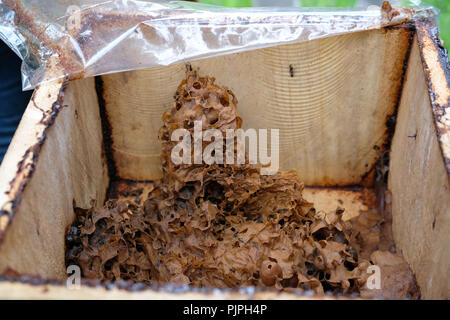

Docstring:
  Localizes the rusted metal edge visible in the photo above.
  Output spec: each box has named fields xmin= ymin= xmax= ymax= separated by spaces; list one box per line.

xmin=415 ymin=20 xmax=450 ymax=179
xmin=0 ymin=81 xmax=68 ymax=244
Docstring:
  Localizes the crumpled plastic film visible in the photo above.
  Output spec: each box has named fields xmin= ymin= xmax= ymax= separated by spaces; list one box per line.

xmin=0 ymin=0 xmax=435 ymax=90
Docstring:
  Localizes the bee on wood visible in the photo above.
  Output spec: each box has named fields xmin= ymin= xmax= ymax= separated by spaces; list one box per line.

xmin=408 ymin=131 xmax=417 ymax=139
xmin=289 ymin=64 xmax=294 ymax=77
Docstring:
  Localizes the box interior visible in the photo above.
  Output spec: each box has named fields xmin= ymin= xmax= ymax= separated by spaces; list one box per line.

xmin=0 ymin=24 xmax=448 ymax=299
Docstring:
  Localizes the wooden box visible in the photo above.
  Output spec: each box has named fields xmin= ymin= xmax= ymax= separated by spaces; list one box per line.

xmin=0 ymin=20 xmax=448 ymax=299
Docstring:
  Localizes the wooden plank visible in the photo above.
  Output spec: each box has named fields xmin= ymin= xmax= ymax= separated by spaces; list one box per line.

xmin=0 ymin=78 xmax=108 ymax=279
xmin=388 ymin=35 xmax=450 ymax=299
xmin=101 ymin=27 xmax=413 ymax=186
xmin=0 ymin=279 xmax=347 ymax=300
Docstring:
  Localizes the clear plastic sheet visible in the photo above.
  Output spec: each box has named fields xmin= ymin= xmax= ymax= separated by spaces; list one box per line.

xmin=0 ymin=0 xmax=436 ymax=90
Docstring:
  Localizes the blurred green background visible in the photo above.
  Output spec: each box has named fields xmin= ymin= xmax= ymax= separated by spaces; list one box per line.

xmin=423 ymin=0 xmax=449 ymax=50
xmin=198 ymin=0 xmax=449 ymax=51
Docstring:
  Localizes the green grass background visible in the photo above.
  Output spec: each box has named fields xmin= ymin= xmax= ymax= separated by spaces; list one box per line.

xmin=198 ymin=0 xmax=449 ymax=51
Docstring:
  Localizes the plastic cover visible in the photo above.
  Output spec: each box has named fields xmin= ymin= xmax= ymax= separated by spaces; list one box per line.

xmin=0 ymin=0 xmax=436 ymax=90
